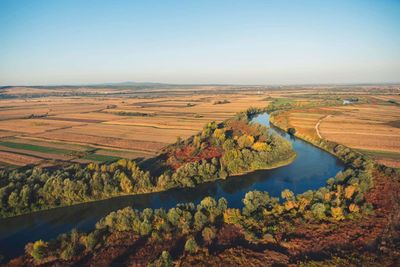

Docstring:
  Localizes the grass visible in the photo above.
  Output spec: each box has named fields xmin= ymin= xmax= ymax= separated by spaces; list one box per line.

xmin=82 ymin=153 xmax=121 ymax=162
xmin=0 ymin=141 xmax=75 ymax=155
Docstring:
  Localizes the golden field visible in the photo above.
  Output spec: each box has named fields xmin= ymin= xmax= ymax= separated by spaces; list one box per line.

xmin=0 ymin=88 xmax=270 ymax=167
xmin=1 ymin=85 xmax=399 ymax=168
xmin=270 ymin=96 xmax=400 ymax=168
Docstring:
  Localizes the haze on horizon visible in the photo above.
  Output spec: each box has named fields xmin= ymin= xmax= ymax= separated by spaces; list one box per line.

xmin=0 ymin=0 xmax=399 ymax=86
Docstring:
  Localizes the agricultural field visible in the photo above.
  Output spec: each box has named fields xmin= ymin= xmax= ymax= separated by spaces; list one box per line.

xmin=1 ymin=85 xmax=399 ymax=168
xmin=270 ymin=95 xmax=400 ymax=168
xmin=0 ymin=87 xmax=270 ymax=167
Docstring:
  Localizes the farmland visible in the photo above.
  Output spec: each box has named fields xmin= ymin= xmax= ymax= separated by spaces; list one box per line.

xmin=0 ymin=86 xmax=271 ymax=167
xmin=1 ymin=85 xmax=399 ymax=168
xmin=269 ymin=94 xmax=400 ymax=168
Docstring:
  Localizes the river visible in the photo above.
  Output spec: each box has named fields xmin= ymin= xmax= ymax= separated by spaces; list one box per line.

xmin=0 ymin=113 xmax=344 ymax=260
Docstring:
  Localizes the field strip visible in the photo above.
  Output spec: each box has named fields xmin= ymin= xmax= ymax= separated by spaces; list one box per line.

xmin=0 ymin=150 xmax=46 ymax=166
xmin=319 ymin=131 xmax=399 ymax=137
xmin=0 ymin=146 xmax=48 ymax=159
xmin=22 ymin=134 xmax=162 ymax=154
xmin=7 ymin=137 xmax=89 ymax=151
xmin=14 ymin=136 xmax=157 ymax=155
xmin=101 ymin=121 xmax=199 ymax=130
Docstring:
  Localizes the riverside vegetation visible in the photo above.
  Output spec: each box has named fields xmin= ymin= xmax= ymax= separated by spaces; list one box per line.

xmin=3 ymin=103 xmax=399 ymax=266
xmin=21 ymin=140 xmax=379 ymax=265
xmin=0 ymin=107 xmax=295 ymax=218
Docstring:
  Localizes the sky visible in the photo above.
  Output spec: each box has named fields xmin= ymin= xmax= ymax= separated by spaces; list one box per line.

xmin=0 ymin=0 xmax=399 ymax=85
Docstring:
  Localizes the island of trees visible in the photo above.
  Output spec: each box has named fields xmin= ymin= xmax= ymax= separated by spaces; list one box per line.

xmin=0 ymin=108 xmax=295 ymax=218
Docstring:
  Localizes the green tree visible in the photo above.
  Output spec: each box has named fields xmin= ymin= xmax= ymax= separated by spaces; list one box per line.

xmin=237 ymin=134 xmax=255 ymax=149
xmin=202 ymin=227 xmax=216 ymax=244
xmin=194 ymin=210 xmax=208 ymax=230
xmin=157 ymin=251 xmax=173 ymax=267
xmin=311 ymin=203 xmax=326 ymax=220
xmin=184 ymin=237 xmax=198 ymax=254
xmin=30 ymin=240 xmax=47 ymax=260
xmin=60 ymin=244 xmax=78 ymax=260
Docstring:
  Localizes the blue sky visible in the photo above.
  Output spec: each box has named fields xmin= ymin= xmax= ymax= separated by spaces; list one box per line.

xmin=0 ymin=0 xmax=399 ymax=85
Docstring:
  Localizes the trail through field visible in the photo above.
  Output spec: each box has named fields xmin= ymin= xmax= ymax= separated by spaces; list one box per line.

xmin=315 ymin=115 xmax=330 ymax=139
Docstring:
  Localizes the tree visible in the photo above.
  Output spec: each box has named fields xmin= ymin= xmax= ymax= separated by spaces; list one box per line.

xmin=287 ymin=128 xmax=296 ymax=135
xmin=20 ymin=185 xmax=32 ymax=207
xmin=311 ymin=203 xmax=326 ymax=220
xmin=184 ymin=237 xmax=198 ymax=254
xmin=60 ymin=244 xmax=78 ymax=260
xmin=140 ymin=220 xmax=152 ymax=236
xmin=30 ymin=240 xmax=47 ymax=260
xmin=345 ymin=185 xmax=357 ymax=199
xmin=237 ymin=134 xmax=255 ymax=149
xmin=251 ymin=142 xmax=270 ymax=152
xmin=223 ymin=208 xmax=242 ymax=224
xmin=194 ymin=211 xmax=208 ymax=231
xmin=202 ymin=227 xmax=216 ymax=244
xmin=349 ymin=203 xmax=360 ymax=213
xmin=157 ymin=251 xmax=173 ymax=267
xmin=242 ymin=191 xmax=276 ymax=217
xmin=7 ymin=191 xmax=19 ymax=208
xmin=281 ymin=189 xmax=294 ymax=201
xmin=331 ymin=207 xmax=345 ymax=221
xmin=84 ymin=231 xmax=100 ymax=251
xmin=120 ymin=175 xmax=133 ymax=193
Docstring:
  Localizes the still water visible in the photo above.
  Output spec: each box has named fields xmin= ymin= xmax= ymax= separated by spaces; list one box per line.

xmin=0 ymin=113 xmax=344 ymax=260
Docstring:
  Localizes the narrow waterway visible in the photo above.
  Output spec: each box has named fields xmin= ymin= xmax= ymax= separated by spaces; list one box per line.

xmin=0 ymin=113 xmax=344 ymax=260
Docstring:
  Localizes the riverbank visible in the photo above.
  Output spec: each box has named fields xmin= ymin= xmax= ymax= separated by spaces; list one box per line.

xmin=0 ymin=109 xmax=296 ymax=220
xmin=6 ymin=132 xmax=399 ymax=266
xmin=0 ymin=150 xmax=297 ymax=220
xmin=0 ymin=112 xmax=344 ymax=262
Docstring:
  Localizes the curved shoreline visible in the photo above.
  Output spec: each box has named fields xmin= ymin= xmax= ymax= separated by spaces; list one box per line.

xmin=0 ymin=112 xmax=345 ymax=261
xmin=0 ymin=151 xmax=297 ymax=220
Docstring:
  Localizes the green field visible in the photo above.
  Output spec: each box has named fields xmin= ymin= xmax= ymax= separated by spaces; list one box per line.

xmin=0 ymin=141 xmax=75 ymax=155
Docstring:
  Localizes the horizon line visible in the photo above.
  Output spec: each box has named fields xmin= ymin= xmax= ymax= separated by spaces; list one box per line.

xmin=1 ymin=81 xmax=400 ymax=88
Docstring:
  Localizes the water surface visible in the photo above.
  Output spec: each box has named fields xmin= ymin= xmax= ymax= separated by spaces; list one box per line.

xmin=0 ymin=113 xmax=344 ymax=260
